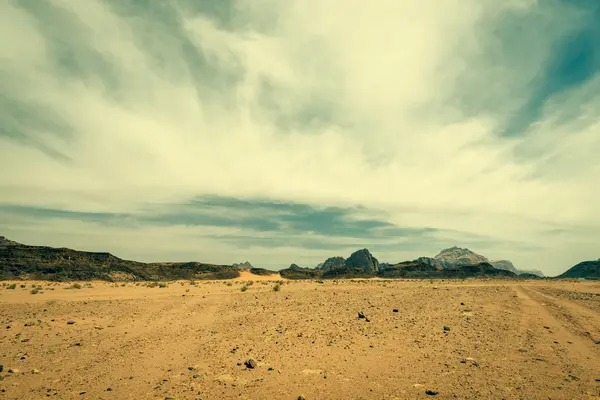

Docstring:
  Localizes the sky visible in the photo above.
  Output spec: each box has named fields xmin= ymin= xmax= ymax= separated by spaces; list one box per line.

xmin=1 ymin=0 xmax=599 ymax=275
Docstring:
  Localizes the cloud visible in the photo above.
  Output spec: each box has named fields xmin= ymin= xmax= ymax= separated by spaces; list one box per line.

xmin=1 ymin=0 xmax=599 ymax=275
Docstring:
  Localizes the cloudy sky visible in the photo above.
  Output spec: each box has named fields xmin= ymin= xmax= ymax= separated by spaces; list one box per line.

xmin=1 ymin=0 xmax=599 ymax=275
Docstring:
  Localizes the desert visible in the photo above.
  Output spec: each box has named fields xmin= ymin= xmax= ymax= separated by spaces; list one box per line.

xmin=1 ymin=276 xmax=600 ymax=399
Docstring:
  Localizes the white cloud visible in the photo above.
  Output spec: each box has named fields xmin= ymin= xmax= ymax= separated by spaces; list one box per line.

xmin=0 ymin=0 xmax=599 ymax=275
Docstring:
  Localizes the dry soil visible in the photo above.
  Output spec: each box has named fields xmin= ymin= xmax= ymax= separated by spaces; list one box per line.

xmin=1 ymin=278 xmax=599 ymax=399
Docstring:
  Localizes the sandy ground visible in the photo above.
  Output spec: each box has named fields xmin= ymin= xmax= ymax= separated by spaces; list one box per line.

xmin=1 ymin=279 xmax=599 ymax=400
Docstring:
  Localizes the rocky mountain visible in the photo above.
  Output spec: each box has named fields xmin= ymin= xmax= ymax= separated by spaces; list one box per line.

xmin=344 ymin=249 xmax=380 ymax=274
xmin=489 ymin=260 xmax=519 ymax=274
xmin=429 ymin=246 xmax=544 ymax=277
xmin=318 ymin=256 xmax=345 ymax=271
xmin=0 ymin=236 xmax=239 ymax=281
xmin=434 ymin=246 xmax=488 ymax=267
xmin=381 ymin=260 xmax=518 ymax=279
xmin=232 ymin=261 xmax=254 ymax=269
xmin=416 ymin=257 xmax=445 ymax=270
xmin=557 ymin=260 xmax=600 ymax=279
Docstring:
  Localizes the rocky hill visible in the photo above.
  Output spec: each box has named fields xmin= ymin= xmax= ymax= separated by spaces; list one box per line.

xmin=0 ymin=236 xmax=239 ymax=281
xmin=556 ymin=259 xmax=600 ymax=279
xmin=427 ymin=246 xmax=544 ymax=277
xmin=232 ymin=261 xmax=254 ymax=269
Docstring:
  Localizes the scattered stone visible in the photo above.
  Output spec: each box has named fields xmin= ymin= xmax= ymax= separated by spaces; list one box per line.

xmin=595 ymin=340 xmax=600 ymax=345
xmin=535 ymin=357 xmax=545 ymax=361
xmin=298 ymin=396 xmax=306 ymax=400
xmin=518 ymin=349 xmax=528 ymax=353
xmin=0 ymin=365 xmax=3 ymax=373
xmin=595 ymin=378 xmax=600 ymax=382
xmin=79 ymin=392 xmax=86 ymax=395
xmin=460 ymin=302 xmax=465 ymax=305
xmin=567 ymin=375 xmax=580 ymax=382
xmin=543 ymin=326 xmax=550 ymax=329
xmin=31 ymin=369 xmax=40 ymax=374
xmin=425 ymin=389 xmax=438 ymax=396
xmin=67 ymin=321 xmax=76 ymax=325
xmin=188 ymin=367 xmax=195 ymax=371
xmin=192 ymin=374 xmax=200 ymax=379
xmin=268 ymin=367 xmax=274 ymax=371
xmin=358 ymin=312 xmax=366 ymax=319
xmin=21 ymin=338 xmax=30 ymax=343
xmin=393 ymin=309 xmax=399 ymax=313
xmin=245 ymin=359 xmax=257 ymax=369
xmin=106 ymin=387 xmax=113 ymax=391
xmin=443 ymin=326 xmax=450 ymax=332
xmin=0 ymin=376 xmax=3 ymax=381
xmin=24 ymin=322 xmax=35 ymax=327
xmin=7 ymin=369 xmax=18 ymax=373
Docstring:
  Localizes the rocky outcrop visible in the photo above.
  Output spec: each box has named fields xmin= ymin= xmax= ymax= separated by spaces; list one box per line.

xmin=489 ymin=260 xmax=519 ymax=274
xmin=319 ymin=257 xmax=346 ymax=271
xmin=518 ymin=268 xmax=545 ymax=277
xmin=556 ymin=260 xmax=600 ymax=279
xmin=0 ymin=236 xmax=239 ymax=281
xmin=233 ymin=261 xmax=254 ymax=269
xmin=434 ymin=246 xmax=488 ymax=267
xmin=344 ymin=249 xmax=380 ymax=274
xmin=416 ymin=257 xmax=445 ymax=270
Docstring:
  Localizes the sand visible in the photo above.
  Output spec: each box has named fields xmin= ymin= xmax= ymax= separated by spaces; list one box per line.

xmin=1 ymin=279 xmax=599 ymax=399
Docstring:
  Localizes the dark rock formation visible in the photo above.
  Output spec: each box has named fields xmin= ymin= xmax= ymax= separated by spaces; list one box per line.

xmin=319 ymin=256 xmax=345 ymax=271
xmin=344 ymin=249 xmax=380 ymax=273
xmin=557 ymin=260 xmax=600 ymax=279
xmin=0 ymin=236 xmax=239 ymax=281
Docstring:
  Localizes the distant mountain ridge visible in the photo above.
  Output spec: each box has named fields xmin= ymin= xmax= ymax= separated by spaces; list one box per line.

xmin=0 ymin=236 xmax=239 ymax=281
xmin=422 ymin=246 xmax=544 ymax=277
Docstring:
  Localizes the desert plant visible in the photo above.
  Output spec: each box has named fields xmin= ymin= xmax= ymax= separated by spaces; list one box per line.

xmin=158 ymin=282 xmax=168 ymax=288
xmin=68 ymin=283 xmax=82 ymax=289
xmin=226 ymin=282 xmax=233 ymax=287
xmin=30 ymin=288 xmax=40 ymax=295
xmin=273 ymin=283 xmax=281 ymax=292
xmin=147 ymin=282 xmax=158 ymax=288
xmin=7 ymin=284 xmax=16 ymax=289
xmin=240 ymin=285 xmax=248 ymax=292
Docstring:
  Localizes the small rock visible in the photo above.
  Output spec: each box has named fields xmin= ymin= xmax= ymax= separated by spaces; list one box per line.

xmin=460 ymin=302 xmax=465 ymax=305
xmin=192 ymin=374 xmax=200 ymax=379
xmin=443 ymin=326 xmax=450 ymax=332
xmin=518 ymin=349 xmax=528 ymax=353
xmin=106 ymin=387 xmax=112 ymax=391
xmin=595 ymin=378 xmax=600 ymax=382
xmin=187 ymin=367 xmax=195 ymax=371
xmin=543 ymin=326 xmax=550 ymax=329
xmin=535 ymin=357 xmax=545 ymax=361
xmin=79 ymin=392 xmax=86 ymax=395
xmin=392 ymin=309 xmax=399 ymax=313
xmin=31 ymin=369 xmax=40 ymax=374
xmin=0 ymin=365 xmax=3 ymax=373
xmin=268 ymin=367 xmax=274 ymax=371
xmin=21 ymin=338 xmax=30 ymax=343
xmin=358 ymin=312 xmax=365 ymax=319
xmin=67 ymin=321 xmax=76 ymax=325
xmin=245 ymin=359 xmax=257 ymax=369
xmin=425 ymin=389 xmax=438 ymax=396
xmin=8 ymin=368 xmax=18 ymax=373
xmin=298 ymin=396 xmax=306 ymax=400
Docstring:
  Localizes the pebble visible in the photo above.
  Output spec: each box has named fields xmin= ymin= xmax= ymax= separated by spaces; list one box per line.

xmin=392 ymin=309 xmax=399 ymax=313
xmin=425 ymin=389 xmax=438 ymax=396
xmin=32 ymin=369 xmax=40 ymax=374
xmin=67 ymin=321 xmax=76 ymax=325
xmin=298 ymin=396 xmax=306 ymax=400
xmin=443 ymin=326 xmax=450 ymax=332
xmin=0 ymin=365 xmax=3 ymax=373
xmin=192 ymin=374 xmax=200 ymax=379
xmin=245 ymin=359 xmax=257 ymax=369
xmin=358 ymin=312 xmax=366 ymax=319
